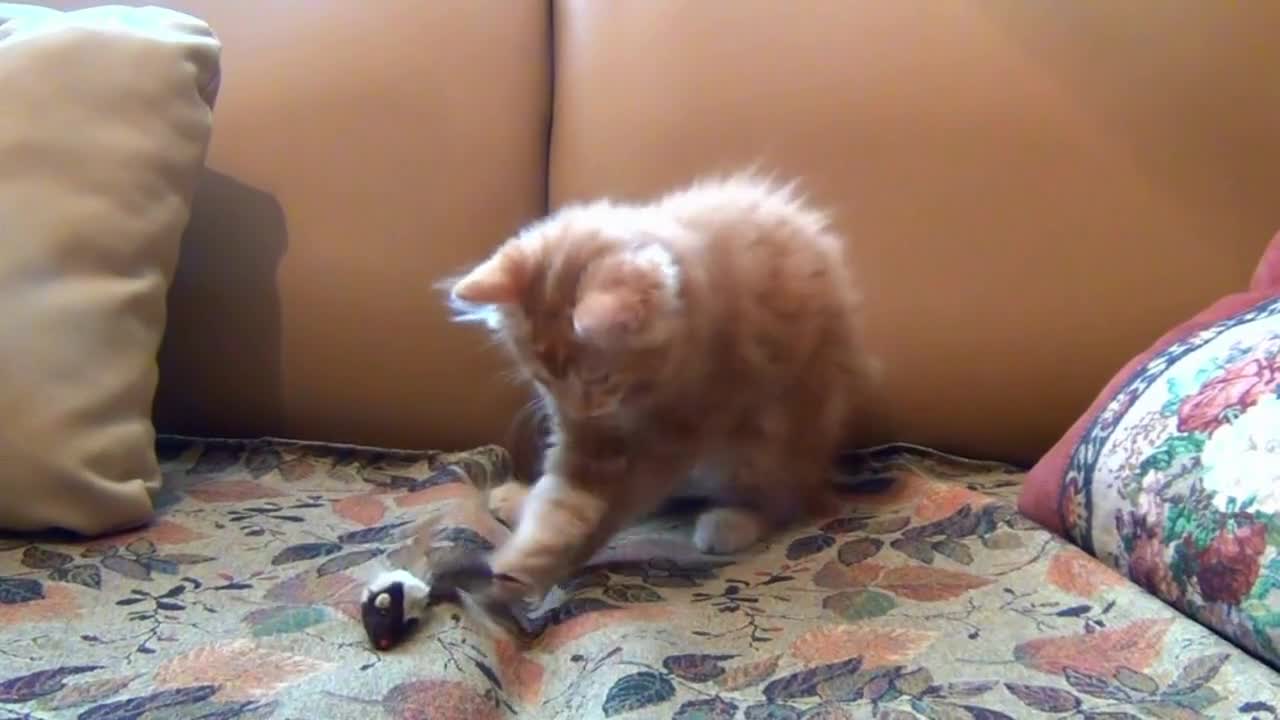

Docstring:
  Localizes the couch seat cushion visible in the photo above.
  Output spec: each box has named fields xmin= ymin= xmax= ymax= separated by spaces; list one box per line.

xmin=0 ymin=439 xmax=1274 ymax=717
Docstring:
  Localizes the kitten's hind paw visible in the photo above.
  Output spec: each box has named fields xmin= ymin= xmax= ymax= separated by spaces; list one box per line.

xmin=694 ymin=507 xmax=765 ymax=555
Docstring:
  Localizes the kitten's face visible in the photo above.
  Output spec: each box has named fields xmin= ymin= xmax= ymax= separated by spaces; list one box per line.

xmin=449 ymin=208 xmax=683 ymax=420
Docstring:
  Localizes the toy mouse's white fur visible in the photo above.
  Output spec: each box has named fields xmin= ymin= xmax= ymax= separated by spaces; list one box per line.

xmin=362 ymin=568 xmax=432 ymax=622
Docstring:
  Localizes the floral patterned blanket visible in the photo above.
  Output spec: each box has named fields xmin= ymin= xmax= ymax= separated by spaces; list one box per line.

xmin=1 ymin=438 xmax=1276 ymax=719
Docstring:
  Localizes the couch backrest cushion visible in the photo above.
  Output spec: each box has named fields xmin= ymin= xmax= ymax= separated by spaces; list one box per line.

xmin=46 ymin=0 xmax=552 ymax=451
xmin=548 ymin=0 xmax=1280 ymax=463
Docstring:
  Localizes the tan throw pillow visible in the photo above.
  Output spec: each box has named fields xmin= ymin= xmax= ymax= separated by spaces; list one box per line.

xmin=0 ymin=4 xmax=221 ymax=535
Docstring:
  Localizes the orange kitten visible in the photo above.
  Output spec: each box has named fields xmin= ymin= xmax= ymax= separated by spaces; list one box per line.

xmin=447 ymin=173 xmax=877 ymax=601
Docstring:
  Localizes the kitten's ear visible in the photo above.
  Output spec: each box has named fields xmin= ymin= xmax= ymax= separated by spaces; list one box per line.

xmin=573 ymin=243 xmax=681 ymax=347
xmin=451 ymin=249 xmax=526 ymax=305
xmin=572 ymin=292 xmax=639 ymax=345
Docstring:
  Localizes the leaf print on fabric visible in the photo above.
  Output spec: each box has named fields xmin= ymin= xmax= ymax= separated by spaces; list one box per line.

xmin=889 ymin=538 xmax=936 ymax=565
xmin=947 ymin=705 xmax=1014 ymax=720
xmin=876 ymin=711 xmax=923 ymax=720
xmin=714 ymin=654 xmax=781 ymax=692
xmin=743 ymin=703 xmax=800 ymax=720
xmin=270 ymin=542 xmax=343 ymax=566
xmin=38 ymin=674 xmax=141 ymax=711
xmin=813 ymin=560 xmax=884 ymax=590
xmin=190 ymin=445 xmax=242 ymax=475
xmin=836 ymin=538 xmax=883 ymax=566
xmin=819 ymin=517 xmax=868 ymax=535
xmin=21 ymin=546 xmax=73 ymax=570
xmin=77 ymin=684 xmax=219 ymax=720
xmin=1013 ymin=618 xmax=1174 ymax=676
xmin=394 ymin=481 xmax=472 ymax=508
xmin=602 ymin=671 xmax=676 ymax=717
xmin=935 ymin=680 xmax=999 ymax=698
xmin=185 ymin=699 xmax=278 ymax=720
xmin=795 ymin=702 xmax=852 ymax=719
xmin=1064 ymin=668 xmax=1131 ymax=701
xmin=492 ymin=636 xmax=545 ymax=705
xmin=872 ymin=566 xmax=991 ymax=601
xmin=538 ymin=604 xmax=673 ymax=652
xmin=332 ymin=493 xmax=387 ymax=526
xmin=809 ymin=665 xmax=893 ymax=703
xmin=336 ymin=520 xmax=414 ymax=545
xmin=100 ymin=555 xmax=152 ymax=581
xmin=604 ymin=584 xmax=664 ymax=603
xmin=931 ymin=539 xmax=974 ymax=565
xmin=790 ymin=625 xmax=936 ymax=668
xmin=661 ymin=654 xmax=736 ymax=682
xmin=48 ymin=563 xmax=102 ymax=590
xmin=1004 ymin=683 xmax=1082 ymax=712
xmin=316 ymin=548 xmax=384 ymax=577
xmin=244 ymin=445 xmax=283 ymax=477
xmin=912 ymin=484 xmax=980 ymax=524
xmin=863 ymin=516 xmax=911 ymax=535
xmin=762 ymin=657 xmax=862 ymax=703
xmin=822 ymin=589 xmax=896 ymax=621
xmin=93 ymin=519 xmax=206 ymax=550
xmin=1046 ymin=548 xmax=1125 ymax=598
xmin=185 ymin=479 xmax=285 ymax=503
xmin=1165 ymin=653 xmax=1230 ymax=695
xmin=905 ymin=504 xmax=987 ymax=542
xmin=785 ymin=534 xmax=835 ymax=561
xmin=0 ymin=576 xmax=44 ymax=604
xmin=672 ymin=697 xmax=738 ymax=720
xmin=0 ymin=582 xmax=77 ymax=623
xmin=152 ymin=640 xmax=331 ymax=701
xmin=276 ymin=457 xmax=318 ymax=483
xmin=432 ymin=525 xmax=497 ymax=553
xmin=470 ymin=657 xmax=502 ymax=691
xmin=381 ymin=679 xmax=503 ymax=720
xmin=264 ymin=569 xmax=361 ymax=606
xmin=1112 ymin=667 xmax=1159 ymax=695
xmin=0 ymin=665 xmax=101 ymax=703
xmin=155 ymin=553 xmax=216 ymax=566
xmin=890 ymin=667 xmax=934 ymax=698
xmin=980 ymin=530 xmax=1024 ymax=550
xmin=242 ymin=605 xmax=330 ymax=637
xmin=541 ymin=597 xmax=619 ymax=626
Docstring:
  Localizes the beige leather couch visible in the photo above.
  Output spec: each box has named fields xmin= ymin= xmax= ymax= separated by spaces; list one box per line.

xmin=4 ymin=3 xmax=1278 ymax=718
xmin=45 ymin=1 xmax=1280 ymax=466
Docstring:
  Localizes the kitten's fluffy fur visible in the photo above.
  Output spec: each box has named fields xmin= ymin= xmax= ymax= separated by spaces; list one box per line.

xmin=448 ymin=174 xmax=876 ymax=600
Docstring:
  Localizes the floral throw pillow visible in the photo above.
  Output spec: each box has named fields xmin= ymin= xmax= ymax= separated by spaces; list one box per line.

xmin=1019 ymin=229 xmax=1280 ymax=668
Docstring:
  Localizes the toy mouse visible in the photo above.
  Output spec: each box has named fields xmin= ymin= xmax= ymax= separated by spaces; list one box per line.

xmin=360 ymin=560 xmax=495 ymax=651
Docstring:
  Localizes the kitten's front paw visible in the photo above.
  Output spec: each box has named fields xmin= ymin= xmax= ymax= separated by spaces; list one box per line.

xmin=487 ymin=481 xmax=530 ymax=527
xmin=694 ymin=507 xmax=765 ymax=555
